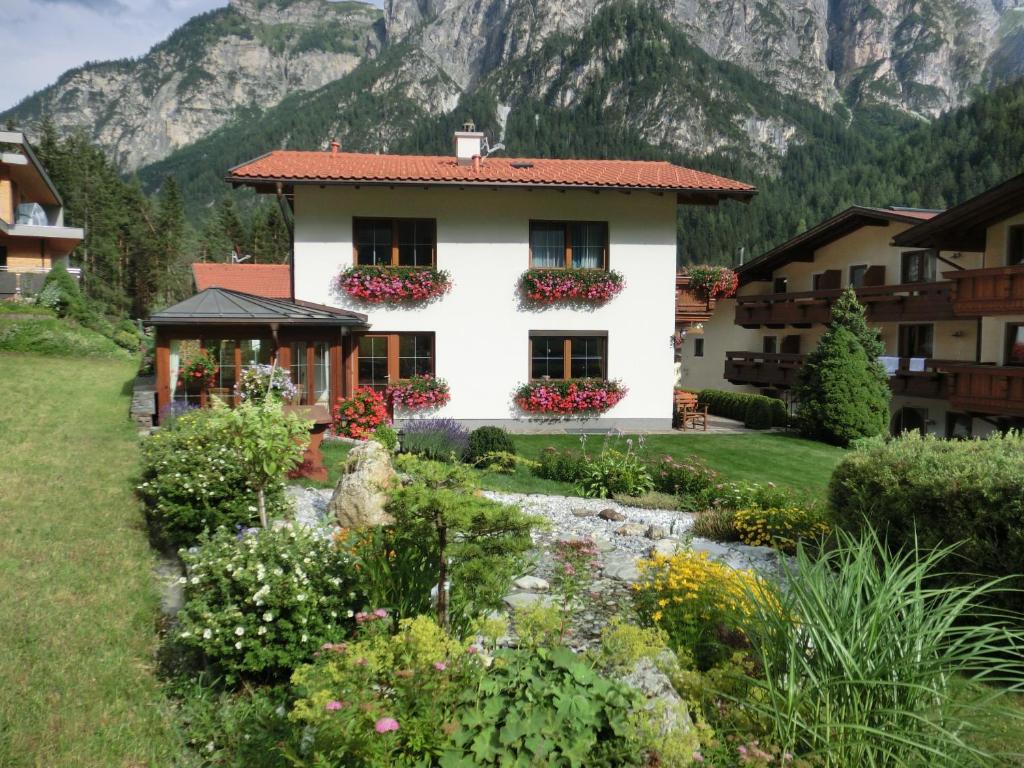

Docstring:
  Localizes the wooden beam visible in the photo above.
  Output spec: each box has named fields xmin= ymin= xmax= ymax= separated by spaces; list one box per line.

xmin=155 ymin=332 xmax=171 ymax=423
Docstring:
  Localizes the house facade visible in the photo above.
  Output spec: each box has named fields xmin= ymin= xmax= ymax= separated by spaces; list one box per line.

xmin=0 ymin=130 xmax=84 ymax=298
xmin=680 ymin=179 xmax=1024 ymax=437
xmin=203 ymin=129 xmax=755 ymax=430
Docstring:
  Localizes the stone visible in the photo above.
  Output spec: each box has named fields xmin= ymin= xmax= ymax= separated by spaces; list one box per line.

xmin=615 ymin=523 xmax=647 ymax=537
xmin=688 ymin=538 xmax=735 ymax=561
xmin=571 ymin=508 xmax=598 ymax=518
xmin=649 ymin=539 xmax=681 ymax=557
xmin=593 ymin=536 xmax=615 ymax=553
xmin=598 ymin=508 xmax=626 ymax=522
xmin=645 ymin=524 xmax=669 ymax=540
xmin=328 ymin=441 xmax=397 ymax=528
xmin=602 ymin=552 xmax=641 ymax=582
xmin=502 ymin=592 xmax=553 ymax=610
xmin=617 ymin=655 xmax=693 ymax=738
xmin=512 ymin=575 xmax=550 ymax=592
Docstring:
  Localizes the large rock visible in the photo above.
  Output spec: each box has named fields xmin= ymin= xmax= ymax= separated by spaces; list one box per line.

xmin=328 ymin=441 xmax=397 ymax=527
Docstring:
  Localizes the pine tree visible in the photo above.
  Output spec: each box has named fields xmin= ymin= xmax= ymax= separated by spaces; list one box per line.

xmin=154 ymin=176 xmax=190 ymax=306
xmin=794 ymin=288 xmax=890 ymax=446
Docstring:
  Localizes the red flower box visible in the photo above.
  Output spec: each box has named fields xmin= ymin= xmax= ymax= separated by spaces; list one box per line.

xmin=337 ymin=266 xmax=452 ymax=304
xmin=386 ymin=374 xmax=451 ymax=411
xmin=520 ymin=268 xmax=624 ymax=304
xmin=682 ymin=265 xmax=738 ymax=301
xmin=514 ymin=378 xmax=627 ymax=415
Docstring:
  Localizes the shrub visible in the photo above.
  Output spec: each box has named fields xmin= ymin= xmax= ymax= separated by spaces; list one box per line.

xmin=576 ymin=448 xmax=655 ymax=498
xmin=175 ymin=524 xmax=367 ymax=682
xmin=470 ymin=450 xmax=536 ymax=474
xmin=446 ymin=646 xmax=646 ymax=767
xmin=534 ymin=446 xmax=588 ymax=483
xmin=829 ymin=432 xmax=1024 ymax=612
xmin=386 ymin=374 xmax=451 ymax=410
xmin=733 ymin=506 xmax=830 ymax=553
xmin=794 ymin=289 xmax=889 ymax=445
xmin=333 ymin=388 xmax=390 ymax=440
xmin=743 ymin=396 xmax=775 ymax=430
xmin=236 ymin=363 xmax=298 ymax=403
xmin=36 ymin=263 xmax=83 ymax=317
xmin=138 ymin=407 xmax=291 ymax=547
xmin=399 ymin=417 xmax=470 ymax=462
xmin=697 ymin=480 xmax=800 ymax=514
xmin=0 ymin=316 xmax=131 ymax=359
xmin=739 ymin=530 xmax=1024 ymax=766
xmin=691 ymin=508 xmax=738 ymax=541
xmin=653 ymin=455 xmax=719 ymax=497
xmin=371 ymin=423 xmax=398 ymax=451
xmin=634 ymin=550 xmax=777 ymax=670
xmin=465 ymin=425 xmax=516 ymax=463
xmin=698 ymin=389 xmax=787 ymax=427
xmin=289 ymin=615 xmax=484 ymax=766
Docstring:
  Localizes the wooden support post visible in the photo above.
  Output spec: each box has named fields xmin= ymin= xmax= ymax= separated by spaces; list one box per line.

xmin=155 ymin=331 xmax=171 ymax=424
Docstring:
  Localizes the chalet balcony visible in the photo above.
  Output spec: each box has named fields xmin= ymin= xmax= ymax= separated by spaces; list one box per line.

xmin=724 ymin=351 xmax=951 ymax=399
xmin=676 ymin=273 xmax=715 ymax=325
xmin=943 ymin=265 xmax=1024 ymax=316
xmin=0 ymin=265 xmax=81 ymax=298
xmin=734 ymin=281 xmax=954 ymax=328
xmin=937 ymin=363 xmax=1024 ymax=417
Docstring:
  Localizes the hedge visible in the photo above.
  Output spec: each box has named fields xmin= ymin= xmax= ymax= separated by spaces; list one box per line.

xmin=695 ymin=389 xmax=788 ymax=429
xmin=829 ymin=432 xmax=1024 ymax=612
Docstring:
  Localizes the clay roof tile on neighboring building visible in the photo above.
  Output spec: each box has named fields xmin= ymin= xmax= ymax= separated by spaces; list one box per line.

xmin=191 ymin=263 xmax=291 ymax=299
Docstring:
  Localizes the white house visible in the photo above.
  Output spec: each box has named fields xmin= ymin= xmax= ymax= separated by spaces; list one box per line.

xmin=217 ymin=128 xmax=755 ymax=431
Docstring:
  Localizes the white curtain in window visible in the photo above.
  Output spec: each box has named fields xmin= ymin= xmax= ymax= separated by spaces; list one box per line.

xmin=531 ymin=227 xmax=564 ymax=268
xmin=169 ymin=340 xmax=181 ymax=401
xmin=572 ymin=224 xmax=604 ymax=269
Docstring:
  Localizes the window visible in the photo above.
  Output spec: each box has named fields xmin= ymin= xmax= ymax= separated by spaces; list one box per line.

xmin=529 ymin=221 xmax=608 ymax=269
xmin=946 ymin=413 xmax=972 ymax=440
xmin=354 ymin=218 xmax=436 ymax=267
xmin=693 ymin=338 xmax=704 ymax=358
xmin=849 ymin=265 xmax=867 ymax=288
xmin=530 ymin=334 xmax=607 ymax=380
xmin=1008 ymin=225 xmax=1024 ymax=266
xmin=356 ymin=333 xmax=435 ymax=391
xmin=901 ymin=250 xmax=936 ymax=283
xmin=200 ymin=338 xmax=273 ymax=402
xmin=773 ymin=276 xmax=788 ymax=294
xmin=763 ymin=336 xmax=778 ymax=354
xmin=1007 ymin=324 xmax=1024 ymax=366
xmin=0 ymin=245 xmax=6 ymax=268
xmin=898 ymin=324 xmax=934 ymax=358
xmin=290 ymin=341 xmax=332 ymax=406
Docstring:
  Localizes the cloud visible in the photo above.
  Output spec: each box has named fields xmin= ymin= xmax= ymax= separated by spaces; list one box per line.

xmin=0 ymin=0 xmax=227 ymax=113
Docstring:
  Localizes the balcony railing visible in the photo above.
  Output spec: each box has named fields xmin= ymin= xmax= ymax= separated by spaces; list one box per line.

xmin=724 ymin=351 xmax=952 ymax=399
xmin=734 ymin=281 xmax=954 ymax=328
xmin=676 ymin=273 xmax=715 ymax=324
xmin=936 ymin=363 xmax=1024 ymax=417
xmin=0 ymin=265 xmax=81 ymax=297
xmin=943 ymin=265 xmax=1024 ymax=317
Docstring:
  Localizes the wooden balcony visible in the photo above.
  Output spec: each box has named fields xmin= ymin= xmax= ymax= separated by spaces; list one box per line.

xmin=943 ymin=265 xmax=1024 ymax=316
xmin=725 ymin=351 xmax=951 ymax=399
xmin=937 ymin=363 xmax=1024 ymax=417
xmin=676 ymin=273 xmax=715 ymax=325
xmin=734 ymin=281 xmax=954 ymax=328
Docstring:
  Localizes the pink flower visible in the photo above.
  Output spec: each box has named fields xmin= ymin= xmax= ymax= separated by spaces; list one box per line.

xmin=466 ymin=645 xmax=480 ymax=655
xmin=373 ymin=608 xmax=389 ymax=619
xmin=433 ymin=661 xmax=447 ymax=671
xmin=692 ymin=753 xmax=704 ymax=763
xmin=325 ymin=700 xmax=344 ymax=711
xmin=374 ymin=717 xmax=400 ymax=733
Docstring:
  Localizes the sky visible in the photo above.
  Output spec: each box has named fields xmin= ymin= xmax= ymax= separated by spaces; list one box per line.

xmin=0 ymin=0 xmax=385 ymax=113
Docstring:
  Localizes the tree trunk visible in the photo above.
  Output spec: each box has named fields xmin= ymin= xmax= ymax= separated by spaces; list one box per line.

xmin=257 ymin=487 xmax=268 ymax=528
xmin=436 ymin=519 xmax=448 ymax=628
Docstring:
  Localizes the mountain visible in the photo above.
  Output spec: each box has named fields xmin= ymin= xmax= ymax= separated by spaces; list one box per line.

xmin=3 ymin=0 xmax=1022 ymax=175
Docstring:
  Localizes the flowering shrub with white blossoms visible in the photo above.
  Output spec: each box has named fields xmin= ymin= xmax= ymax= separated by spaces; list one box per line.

xmin=138 ymin=407 xmax=291 ymax=548
xmin=236 ymin=364 xmax=298 ymax=404
xmin=175 ymin=523 xmax=368 ymax=681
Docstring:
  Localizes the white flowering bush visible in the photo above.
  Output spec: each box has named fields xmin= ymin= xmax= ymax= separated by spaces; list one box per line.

xmin=139 ymin=407 xmax=291 ymax=548
xmin=176 ymin=523 xmax=368 ymax=681
xmin=236 ymin=364 xmax=298 ymax=404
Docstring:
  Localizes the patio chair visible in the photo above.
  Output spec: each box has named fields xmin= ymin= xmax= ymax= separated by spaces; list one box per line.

xmin=674 ymin=391 xmax=708 ymax=431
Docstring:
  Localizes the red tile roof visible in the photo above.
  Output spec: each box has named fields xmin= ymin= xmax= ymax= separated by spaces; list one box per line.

xmin=191 ymin=263 xmax=291 ymax=299
xmin=227 ymin=150 xmax=755 ymax=195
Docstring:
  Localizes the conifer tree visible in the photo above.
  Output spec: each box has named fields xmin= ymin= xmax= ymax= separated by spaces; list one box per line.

xmin=794 ymin=288 xmax=890 ymax=445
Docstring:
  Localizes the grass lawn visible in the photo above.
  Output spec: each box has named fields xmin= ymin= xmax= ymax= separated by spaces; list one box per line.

xmin=311 ymin=430 xmax=846 ymax=500
xmin=0 ymin=353 xmax=178 ymax=765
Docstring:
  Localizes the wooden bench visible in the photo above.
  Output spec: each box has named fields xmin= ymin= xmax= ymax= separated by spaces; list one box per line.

xmin=674 ymin=391 xmax=708 ymax=431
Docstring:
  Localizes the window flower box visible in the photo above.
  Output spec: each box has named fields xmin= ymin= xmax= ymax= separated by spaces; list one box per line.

xmin=514 ymin=378 xmax=627 ymax=415
xmin=337 ymin=265 xmax=452 ymax=304
xmin=681 ymin=265 xmax=738 ymax=301
xmin=386 ymin=374 xmax=451 ymax=410
xmin=520 ymin=268 xmax=624 ymax=304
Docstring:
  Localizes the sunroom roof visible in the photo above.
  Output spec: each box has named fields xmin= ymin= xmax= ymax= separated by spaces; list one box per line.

xmin=145 ymin=287 xmax=367 ymax=326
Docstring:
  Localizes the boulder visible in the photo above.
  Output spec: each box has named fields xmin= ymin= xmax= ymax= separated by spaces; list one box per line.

xmin=598 ymin=508 xmax=626 ymax=522
xmin=618 ymin=655 xmax=693 ymax=739
xmin=513 ymin=575 xmax=550 ymax=592
xmin=602 ymin=552 xmax=641 ymax=582
xmin=615 ymin=523 xmax=647 ymax=537
xmin=328 ymin=441 xmax=397 ymax=528
xmin=645 ymin=524 xmax=669 ymax=540
xmin=571 ymin=508 xmax=598 ymax=518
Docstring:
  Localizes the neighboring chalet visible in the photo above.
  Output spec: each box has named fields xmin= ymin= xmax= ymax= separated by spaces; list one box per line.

xmin=681 ymin=176 xmax=1024 ymax=436
xmin=0 ymin=130 xmax=83 ymax=298
xmin=149 ymin=127 xmax=756 ymax=428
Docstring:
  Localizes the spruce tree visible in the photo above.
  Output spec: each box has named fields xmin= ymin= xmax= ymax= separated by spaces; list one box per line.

xmin=794 ymin=288 xmax=890 ymax=445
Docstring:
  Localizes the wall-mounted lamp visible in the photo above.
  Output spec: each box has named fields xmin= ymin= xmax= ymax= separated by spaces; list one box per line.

xmin=952 ymin=330 xmax=965 ymax=338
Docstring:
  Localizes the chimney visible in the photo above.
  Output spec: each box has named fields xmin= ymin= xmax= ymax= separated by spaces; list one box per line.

xmin=330 ymin=139 xmax=340 ymax=154
xmin=454 ymin=120 xmax=484 ymax=166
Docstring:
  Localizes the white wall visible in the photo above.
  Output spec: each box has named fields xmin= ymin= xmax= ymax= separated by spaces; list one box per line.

xmin=293 ymin=185 xmax=679 ymax=429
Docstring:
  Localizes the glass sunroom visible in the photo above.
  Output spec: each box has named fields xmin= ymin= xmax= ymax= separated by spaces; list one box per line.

xmin=145 ymin=288 xmax=368 ymax=423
